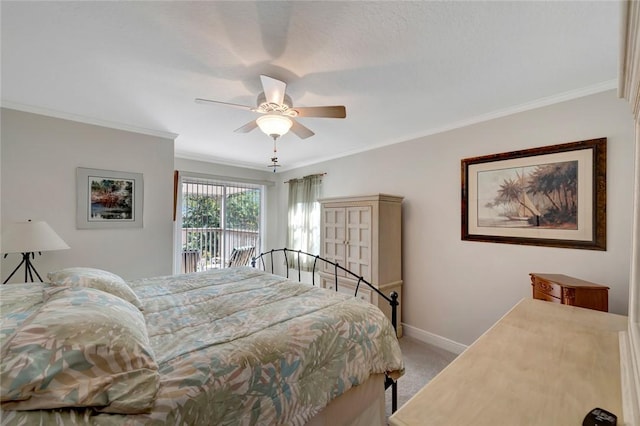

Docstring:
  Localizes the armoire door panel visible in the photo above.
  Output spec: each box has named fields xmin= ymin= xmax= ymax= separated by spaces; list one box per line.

xmin=319 ymin=194 xmax=403 ymax=336
xmin=322 ymin=207 xmax=346 ymax=275
xmin=344 ymin=206 xmax=371 ymax=280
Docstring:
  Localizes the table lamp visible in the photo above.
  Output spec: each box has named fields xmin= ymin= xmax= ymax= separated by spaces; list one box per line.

xmin=2 ymin=220 xmax=70 ymax=284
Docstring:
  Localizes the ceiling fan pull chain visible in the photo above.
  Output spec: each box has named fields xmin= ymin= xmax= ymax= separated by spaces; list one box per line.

xmin=269 ymin=137 xmax=280 ymax=173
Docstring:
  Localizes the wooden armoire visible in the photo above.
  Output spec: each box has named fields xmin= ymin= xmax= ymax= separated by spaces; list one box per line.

xmin=318 ymin=194 xmax=403 ymax=336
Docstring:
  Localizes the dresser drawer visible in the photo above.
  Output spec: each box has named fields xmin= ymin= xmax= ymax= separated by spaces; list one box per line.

xmin=319 ymin=275 xmax=372 ymax=303
xmin=529 ymin=273 xmax=609 ymax=312
xmin=533 ymin=289 xmax=561 ymax=303
xmin=532 ymin=278 xmax=562 ymax=298
xmin=336 ymin=281 xmax=372 ymax=303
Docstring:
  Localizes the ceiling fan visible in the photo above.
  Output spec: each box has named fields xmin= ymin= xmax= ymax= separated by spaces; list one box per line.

xmin=195 ymin=75 xmax=346 ymax=141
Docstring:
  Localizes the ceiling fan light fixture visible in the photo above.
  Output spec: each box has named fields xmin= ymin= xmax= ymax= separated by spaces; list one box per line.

xmin=256 ymin=114 xmax=292 ymax=139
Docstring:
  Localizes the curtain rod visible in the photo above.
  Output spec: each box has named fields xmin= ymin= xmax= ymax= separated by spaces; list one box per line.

xmin=284 ymin=172 xmax=327 ymax=184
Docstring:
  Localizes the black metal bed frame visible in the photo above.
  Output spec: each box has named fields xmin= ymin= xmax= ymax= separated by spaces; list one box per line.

xmin=251 ymin=248 xmax=400 ymax=413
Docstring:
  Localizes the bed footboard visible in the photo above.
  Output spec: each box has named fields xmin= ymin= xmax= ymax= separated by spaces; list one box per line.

xmin=251 ymin=248 xmax=400 ymax=413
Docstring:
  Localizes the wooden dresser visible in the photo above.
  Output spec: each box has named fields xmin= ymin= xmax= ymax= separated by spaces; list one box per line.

xmin=530 ymin=273 xmax=609 ymax=312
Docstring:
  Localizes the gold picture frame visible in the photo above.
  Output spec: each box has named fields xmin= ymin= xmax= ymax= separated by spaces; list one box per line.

xmin=461 ymin=138 xmax=606 ymax=250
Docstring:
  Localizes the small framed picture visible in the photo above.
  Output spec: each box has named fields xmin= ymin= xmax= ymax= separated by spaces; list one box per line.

xmin=76 ymin=167 xmax=143 ymax=229
xmin=461 ymin=138 xmax=606 ymax=250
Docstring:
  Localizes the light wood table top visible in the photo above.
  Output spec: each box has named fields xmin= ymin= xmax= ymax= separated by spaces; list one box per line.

xmin=389 ymin=298 xmax=628 ymax=426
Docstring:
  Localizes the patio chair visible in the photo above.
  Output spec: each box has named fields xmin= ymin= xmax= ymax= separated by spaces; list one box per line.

xmin=228 ymin=246 xmax=256 ymax=267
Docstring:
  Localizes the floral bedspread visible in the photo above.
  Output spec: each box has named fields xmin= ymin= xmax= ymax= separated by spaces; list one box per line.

xmin=1 ymin=267 xmax=403 ymax=425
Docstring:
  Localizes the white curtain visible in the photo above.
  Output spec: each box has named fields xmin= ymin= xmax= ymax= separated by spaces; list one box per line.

xmin=287 ymin=175 xmax=322 ymax=271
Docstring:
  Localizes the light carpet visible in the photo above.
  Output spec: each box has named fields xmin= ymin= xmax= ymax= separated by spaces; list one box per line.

xmin=385 ymin=336 xmax=458 ymax=419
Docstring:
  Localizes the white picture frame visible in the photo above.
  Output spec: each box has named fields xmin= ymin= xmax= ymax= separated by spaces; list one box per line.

xmin=76 ymin=167 xmax=143 ymax=229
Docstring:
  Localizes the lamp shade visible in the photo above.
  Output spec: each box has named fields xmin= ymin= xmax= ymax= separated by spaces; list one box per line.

xmin=1 ymin=221 xmax=70 ymax=254
xmin=256 ymin=114 xmax=293 ymax=138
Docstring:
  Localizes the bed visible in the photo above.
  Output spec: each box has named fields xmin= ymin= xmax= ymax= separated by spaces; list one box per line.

xmin=0 ymin=261 xmax=403 ymax=425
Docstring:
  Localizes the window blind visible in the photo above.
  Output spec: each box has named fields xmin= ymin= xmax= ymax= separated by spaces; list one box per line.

xmin=180 ymin=176 xmax=262 ymax=271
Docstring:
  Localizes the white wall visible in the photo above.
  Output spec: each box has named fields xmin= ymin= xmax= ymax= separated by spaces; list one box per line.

xmin=1 ymin=108 xmax=175 ymax=281
xmin=276 ymin=90 xmax=636 ymax=348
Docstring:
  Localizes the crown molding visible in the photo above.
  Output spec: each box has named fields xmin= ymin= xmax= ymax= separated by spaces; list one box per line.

xmin=3 ymin=79 xmax=617 ymax=172
xmin=0 ymin=100 xmax=178 ymax=140
xmin=288 ymin=79 xmax=619 ymax=171
xmin=174 ymin=150 xmax=285 ymax=173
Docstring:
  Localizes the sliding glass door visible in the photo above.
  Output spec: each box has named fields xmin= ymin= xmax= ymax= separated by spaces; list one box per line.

xmin=177 ymin=175 xmax=263 ymax=273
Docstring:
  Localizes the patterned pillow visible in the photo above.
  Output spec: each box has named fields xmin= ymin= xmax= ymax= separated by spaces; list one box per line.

xmin=47 ymin=267 xmax=143 ymax=310
xmin=0 ymin=286 xmax=160 ymax=413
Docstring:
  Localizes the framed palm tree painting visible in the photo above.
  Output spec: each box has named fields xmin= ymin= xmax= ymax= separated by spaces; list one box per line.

xmin=461 ymin=138 xmax=606 ymax=250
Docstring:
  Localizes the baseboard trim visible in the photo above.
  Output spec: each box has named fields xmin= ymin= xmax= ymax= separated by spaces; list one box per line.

xmin=401 ymin=323 xmax=468 ymax=355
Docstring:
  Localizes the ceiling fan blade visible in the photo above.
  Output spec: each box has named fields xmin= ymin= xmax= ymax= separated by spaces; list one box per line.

xmin=234 ymin=120 xmax=258 ymax=133
xmin=290 ymin=119 xmax=315 ymax=139
xmin=260 ymin=75 xmax=286 ymax=105
xmin=293 ymin=105 xmax=346 ymax=118
xmin=195 ymin=98 xmax=254 ymax=111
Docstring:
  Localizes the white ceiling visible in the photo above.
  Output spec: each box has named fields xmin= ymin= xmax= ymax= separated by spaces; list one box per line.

xmin=1 ymin=1 xmax=621 ymax=172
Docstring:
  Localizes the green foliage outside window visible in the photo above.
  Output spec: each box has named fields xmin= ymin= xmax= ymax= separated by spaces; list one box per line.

xmin=181 ymin=188 xmax=260 ymax=256
xmin=225 ymin=190 xmax=260 ymax=231
xmin=183 ymin=193 xmax=221 ymax=228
